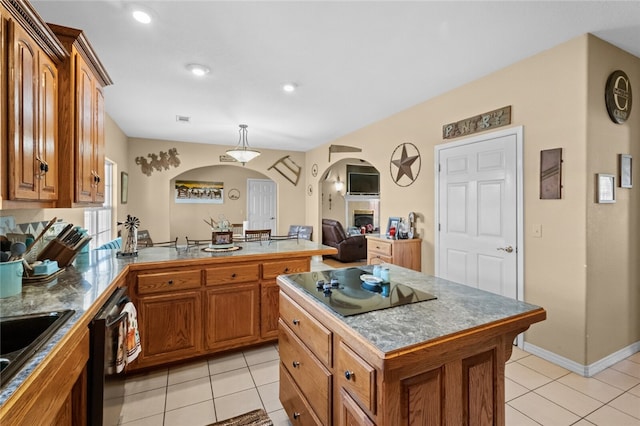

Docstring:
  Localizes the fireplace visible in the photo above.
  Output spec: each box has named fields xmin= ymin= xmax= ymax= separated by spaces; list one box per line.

xmin=353 ymin=209 xmax=374 ymax=229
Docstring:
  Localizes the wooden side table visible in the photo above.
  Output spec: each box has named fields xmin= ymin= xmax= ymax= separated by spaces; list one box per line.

xmin=366 ymin=236 xmax=421 ymax=271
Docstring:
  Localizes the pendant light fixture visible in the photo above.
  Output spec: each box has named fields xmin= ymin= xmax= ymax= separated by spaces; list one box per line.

xmin=226 ymin=124 xmax=261 ymax=165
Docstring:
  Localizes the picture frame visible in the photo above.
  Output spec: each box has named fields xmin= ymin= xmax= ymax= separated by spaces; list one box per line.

xmin=596 ymin=174 xmax=616 ymax=203
xmin=620 ymin=154 xmax=632 ymax=188
xmin=211 ymin=231 xmax=233 ymax=245
xmin=121 ymin=172 xmax=128 ymax=204
xmin=174 ymin=180 xmax=223 ymax=204
xmin=386 ymin=216 xmax=401 ymax=237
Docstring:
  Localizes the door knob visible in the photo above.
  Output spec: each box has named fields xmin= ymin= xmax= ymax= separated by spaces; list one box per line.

xmin=497 ymin=246 xmax=514 ymax=253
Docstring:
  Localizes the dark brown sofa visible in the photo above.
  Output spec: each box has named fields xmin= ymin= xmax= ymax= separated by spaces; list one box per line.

xmin=321 ymin=219 xmax=367 ymax=262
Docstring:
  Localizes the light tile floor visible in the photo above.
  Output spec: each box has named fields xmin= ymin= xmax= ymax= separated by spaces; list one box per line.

xmin=119 ymin=344 xmax=640 ymax=426
xmin=119 ymin=258 xmax=640 ymax=425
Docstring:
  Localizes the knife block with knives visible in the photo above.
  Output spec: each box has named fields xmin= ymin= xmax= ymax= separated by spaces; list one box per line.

xmin=36 ymin=224 xmax=92 ymax=268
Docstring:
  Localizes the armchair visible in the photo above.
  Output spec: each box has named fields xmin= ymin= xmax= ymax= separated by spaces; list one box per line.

xmin=321 ymin=219 xmax=367 ymax=262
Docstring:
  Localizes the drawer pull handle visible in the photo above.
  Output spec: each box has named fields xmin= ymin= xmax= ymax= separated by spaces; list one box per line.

xmin=293 ymin=412 xmax=300 ymax=420
xmin=292 ymin=319 xmax=300 ymax=325
xmin=167 ymin=280 xmax=174 ymax=285
xmin=231 ymin=273 xmax=237 ymax=278
xmin=284 ymin=267 xmax=289 ymax=272
xmin=292 ymin=361 xmax=300 ymax=368
xmin=344 ymin=370 xmax=355 ymax=380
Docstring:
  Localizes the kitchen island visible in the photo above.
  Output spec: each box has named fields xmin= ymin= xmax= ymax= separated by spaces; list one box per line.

xmin=0 ymin=239 xmax=336 ymax=425
xmin=277 ymin=265 xmax=546 ymax=425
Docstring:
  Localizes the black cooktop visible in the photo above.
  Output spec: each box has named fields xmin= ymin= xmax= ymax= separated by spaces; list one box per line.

xmin=287 ymin=267 xmax=437 ymax=317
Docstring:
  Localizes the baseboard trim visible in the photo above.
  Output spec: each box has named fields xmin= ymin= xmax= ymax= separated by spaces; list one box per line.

xmin=523 ymin=341 xmax=640 ymax=377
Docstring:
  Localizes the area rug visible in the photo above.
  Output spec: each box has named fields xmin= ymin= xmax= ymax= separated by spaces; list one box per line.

xmin=208 ymin=408 xmax=273 ymax=426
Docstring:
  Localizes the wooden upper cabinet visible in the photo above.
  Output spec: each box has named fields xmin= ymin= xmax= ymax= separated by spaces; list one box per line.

xmin=1 ymin=0 xmax=65 ymax=207
xmin=49 ymin=23 xmax=112 ymax=207
xmin=6 ymin=18 xmax=60 ymax=202
xmin=38 ymin=52 xmax=58 ymax=200
xmin=8 ymin=22 xmax=38 ymax=200
xmin=76 ymin=55 xmax=96 ymax=203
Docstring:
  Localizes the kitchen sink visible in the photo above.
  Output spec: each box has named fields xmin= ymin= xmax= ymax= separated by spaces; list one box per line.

xmin=0 ymin=309 xmax=75 ymax=387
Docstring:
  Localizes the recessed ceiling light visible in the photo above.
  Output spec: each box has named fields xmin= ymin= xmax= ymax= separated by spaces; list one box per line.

xmin=132 ymin=9 xmax=152 ymax=24
xmin=186 ymin=64 xmax=210 ymax=77
xmin=282 ymin=83 xmax=298 ymax=93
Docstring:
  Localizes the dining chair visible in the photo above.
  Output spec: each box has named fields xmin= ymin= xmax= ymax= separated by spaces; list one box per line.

xmin=244 ymin=229 xmax=271 ymax=242
xmin=185 ymin=236 xmax=209 ymax=247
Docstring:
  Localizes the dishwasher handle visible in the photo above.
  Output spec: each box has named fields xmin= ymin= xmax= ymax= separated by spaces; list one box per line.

xmin=106 ymin=310 xmax=127 ymax=329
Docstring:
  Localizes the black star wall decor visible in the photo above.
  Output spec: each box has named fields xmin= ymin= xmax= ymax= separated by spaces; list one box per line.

xmin=390 ymin=143 xmax=421 ymax=187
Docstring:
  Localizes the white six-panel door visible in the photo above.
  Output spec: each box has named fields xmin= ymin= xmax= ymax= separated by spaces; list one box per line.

xmin=436 ymin=129 xmax=520 ymax=299
xmin=247 ymin=179 xmax=276 ymax=233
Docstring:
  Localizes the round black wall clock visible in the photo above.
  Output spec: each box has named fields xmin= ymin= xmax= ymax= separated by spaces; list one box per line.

xmin=605 ymin=70 xmax=632 ymax=124
xmin=390 ymin=143 xmax=421 ymax=187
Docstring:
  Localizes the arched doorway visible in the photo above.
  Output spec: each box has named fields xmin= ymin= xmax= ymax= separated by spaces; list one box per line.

xmin=170 ymin=164 xmax=273 ymax=241
xmin=319 ymin=159 xmax=380 ymax=235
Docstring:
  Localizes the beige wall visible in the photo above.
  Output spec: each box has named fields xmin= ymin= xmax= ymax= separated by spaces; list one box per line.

xmin=305 ymin=34 xmax=639 ymax=365
xmin=127 ymin=138 xmax=306 ymax=242
xmin=585 ymin=35 xmax=640 ymax=364
xmin=169 ymin=165 xmax=267 ymax=241
xmin=105 ymin=114 xmax=130 ymax=230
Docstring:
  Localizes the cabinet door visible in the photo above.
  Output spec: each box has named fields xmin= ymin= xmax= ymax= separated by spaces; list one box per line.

xmin=205 ymin=282 xmax=260 ymax=350
xmin=8 ymin=22 xmax=38 ymax=200
xmin=75 ymin=53 xmax=95 ymax=203
xmin=339 ymin=388 xmax=375 ymax=426
xmin=92 ymin=84 xmax=105 ymax=202
xmin=137 ymin=291 xmax=202 ymax=365
xmin=37 ymin=52 xmax=58 ymax=200
xmin=260 ymin=279 xmax=279 ymax=339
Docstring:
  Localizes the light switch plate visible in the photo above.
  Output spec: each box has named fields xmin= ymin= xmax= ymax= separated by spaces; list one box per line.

xmin=532 ymin=224 xmax=542 ymax=238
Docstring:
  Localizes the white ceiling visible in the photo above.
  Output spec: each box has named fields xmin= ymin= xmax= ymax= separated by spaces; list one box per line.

xmin=30 ymin=1 xmax=640 ymax=152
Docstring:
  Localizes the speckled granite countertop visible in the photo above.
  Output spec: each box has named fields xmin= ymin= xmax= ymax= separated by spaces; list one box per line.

xmin=0 ymin=239 xmax=334 ymax=406
xmin=280 ymin=265 xmax=545 ymax=355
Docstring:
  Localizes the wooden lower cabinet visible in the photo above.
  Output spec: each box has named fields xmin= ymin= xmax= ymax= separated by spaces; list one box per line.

xmin=129 ymin=256 xmax=314 ymax=371
xmin=260 ymin=280 xmax=280 ymax=339
xmin=366 ymin=236 xmax=421 ymax=271
xmin=0 ymin=327 xmax=88 ymax=426
xmin=339 ymin=389 xmax=374 ymax=426
xmin=278 ymin=282 xmax=535 ymax=426
xmin=137 ymin=291 xmax=202 ymax=366
xmin=205 ymin=282 xmax=260 ymax=350
xmin=280 ymin=365 xmax=323 ymax=426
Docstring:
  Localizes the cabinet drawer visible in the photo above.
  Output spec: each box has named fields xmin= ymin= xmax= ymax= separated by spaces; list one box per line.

xmin=262 ymin=258 xmax=309 ymax=279
xmin=279 ymin=323 xmax=331 ymax=425
xmin=368 ymin=240 xmax=392 ymax=256
xmin=279 ymin=292 xmax=332 ymax=366
xmin=137 ymin=269 xmax=201 ymax=295
xmin=368 ymin=253 xmax=392 ymax=265
xmin=280 ymin=365 xmax=323 ymax=426
xmin=205 ymin=264 xmax=259 ymax=286
xmin=337 ymin=341 xmax=376 ymax=414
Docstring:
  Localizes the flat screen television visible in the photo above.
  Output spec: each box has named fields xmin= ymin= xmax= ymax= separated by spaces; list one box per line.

xmin=348 ymin=172 xmax=380 ymax=194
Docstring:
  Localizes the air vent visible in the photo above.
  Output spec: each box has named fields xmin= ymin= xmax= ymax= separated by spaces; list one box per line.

xmin=176 ymin=115 xmax=190 ymax=123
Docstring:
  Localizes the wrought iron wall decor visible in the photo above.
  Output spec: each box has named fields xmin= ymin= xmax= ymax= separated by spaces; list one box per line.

xmin=136 ymin=148 xmax=181 ymax=176
xmin=390 ymin=143 xmax=421 ymax=187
